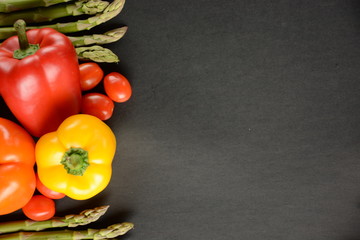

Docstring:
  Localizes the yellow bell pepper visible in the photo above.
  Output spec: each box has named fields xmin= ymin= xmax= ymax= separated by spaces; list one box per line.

xmin=35 ymin=114 xmax=116 ymax=200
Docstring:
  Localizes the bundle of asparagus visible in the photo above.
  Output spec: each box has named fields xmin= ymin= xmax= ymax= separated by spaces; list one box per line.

xmin=0 ymin=206 xmax=134 ymax=239
xmin=0 ymin=0 xmax=127 ymax=63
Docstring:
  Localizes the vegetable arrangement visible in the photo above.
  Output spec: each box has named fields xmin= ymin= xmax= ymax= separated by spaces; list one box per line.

xmin=0 ymin=0 xmax=134 ymax=238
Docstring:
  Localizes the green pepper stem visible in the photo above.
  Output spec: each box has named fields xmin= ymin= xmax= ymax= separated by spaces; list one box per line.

xmin=13 ymin=19 xmax=39 ymax=59
xmin=61 ymin=147 xmax=89 ymax=176
xmin=14 ymin=19 xmax=29 ymax=50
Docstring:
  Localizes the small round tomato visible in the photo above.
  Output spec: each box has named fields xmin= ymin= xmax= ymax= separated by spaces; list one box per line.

xmin=79 ymin=62 xmax=104 ymax=91
xmin=22 ymin=195 xmax=55 ymax=221
xmin=104 ymin=72 xmax=132 ymax=102
xmin=36 ymin=174 xmax=65 ymax=199
xmin=81 ymin=93 xmax=114 ymax=120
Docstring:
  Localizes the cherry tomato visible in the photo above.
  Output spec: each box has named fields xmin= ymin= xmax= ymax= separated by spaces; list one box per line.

xmin=104 ymin=72 xmax=132 ymax=102
xmin=36 ymin=174 xmax=65 ymax=199
xmin=79 ymin=62 xmax=104 ymax=91
xmin=0 ymin=118 xmax=36 ymax=215
xmin=22 ymin=195 xmax=55 ymax=221
xmin=81 ymin=93 xmax=114 ymax=120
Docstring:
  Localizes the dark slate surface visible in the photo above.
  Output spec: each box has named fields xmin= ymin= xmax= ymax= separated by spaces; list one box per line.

xmin=2 ymin=1 xmax=360 ymax=240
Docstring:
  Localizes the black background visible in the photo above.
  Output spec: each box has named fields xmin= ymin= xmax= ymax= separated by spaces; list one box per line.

xmin=3 ymin=1 xmax=360 ymax=240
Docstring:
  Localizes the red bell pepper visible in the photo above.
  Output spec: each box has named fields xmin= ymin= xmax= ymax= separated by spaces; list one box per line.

xmin=0 ymin=20 xmax=81 ymax=137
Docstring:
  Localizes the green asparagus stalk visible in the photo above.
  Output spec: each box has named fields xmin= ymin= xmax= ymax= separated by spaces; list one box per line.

xmin=0 ymin=222 xmax=134 ymax=240
xmin=0 ymin=205 xmax=109 ymax=234
xmin=69 ymin=26 xmax=127 ymax=46
xmin=76 ymin=45 xmax=119 ymax=63
xmin=0 ymin=38 xmax=121 ymax=63
xmin=0 ymin=0 xmax=75 ymax=13
xmin=0 ymin=0 xmax=126 ymax=40
xmin=0 ymin=0 xmax=109 ymax=26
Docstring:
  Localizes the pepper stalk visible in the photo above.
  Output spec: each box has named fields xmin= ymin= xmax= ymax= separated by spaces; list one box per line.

xmin=13 ymin=19 xmax=39 ymax=59
xmin=61 ymin=147 xmax=89 ymax=176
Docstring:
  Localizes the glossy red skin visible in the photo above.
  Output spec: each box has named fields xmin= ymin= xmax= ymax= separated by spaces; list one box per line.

xmin=22 ymin=195 xmax=55 ymax=221
xmin=79 ymin=62 xmax=104 ymax=91
xmin=81 ymin=93 xmax=114 ymax=120
xmin=104 ymin=72 xmax=132 ymax=103
xmin=0 ymin=118 xmax=36 ymax=215
xmin=0 ymin=28 xmax=82 ymax=137
xmin=36 ymin=174 xmax=65 ymax=200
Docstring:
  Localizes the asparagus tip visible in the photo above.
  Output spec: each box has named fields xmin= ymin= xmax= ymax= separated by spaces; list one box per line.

xmin=101 ymin=222 xmax=134 ymax=238
xmin=65 ymin=205 xmax=110 ymax=227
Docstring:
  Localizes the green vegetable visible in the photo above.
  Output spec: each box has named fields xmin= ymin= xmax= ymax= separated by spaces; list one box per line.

xmin=76 ymin=45 xmax=120 ymax=63
xmin=0 ymin=0 xmax=126 ymax=40
xmin=0 ymin=0 xmax=110 ymax=26
xmin=69 ymin=27 xmax=128 ymax=46
xmin=0 ymin=206 xmax=109 ymax=234
xmin=0 ymin=0 xmax=74 ymax=13
xmin=0 ymin=42 xmax=121 ymax=63
xmin=0 ymin=222 xmax=134 ymax=239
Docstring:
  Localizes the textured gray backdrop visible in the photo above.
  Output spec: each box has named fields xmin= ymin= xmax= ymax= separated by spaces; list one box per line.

xmin=2 ymin=1 xmax=360 ymax=240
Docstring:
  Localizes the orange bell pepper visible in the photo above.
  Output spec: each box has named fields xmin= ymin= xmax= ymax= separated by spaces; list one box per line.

xmin=0 ymin=117 xmax=36 ymax=215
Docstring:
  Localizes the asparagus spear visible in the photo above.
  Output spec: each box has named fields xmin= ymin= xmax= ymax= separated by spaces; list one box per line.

xmin=0 ymin=206 xmax=109 ymax=234
xmin=0 ymin=0 xmax=110 ymax=26
xmin=0 ymin=0 xmax=75 ymax=13
xmin=0 ymin=222 xmax=134 ymax=240
xmin=0 ymin=0 xmax=126 ymax=40
xmin=69 ymin=26 xmax=127 ymax=46
xmin=76 ymin=45 xmax=119 ymax=63
xmin=0 ymin=37 xmax=121 ymax=63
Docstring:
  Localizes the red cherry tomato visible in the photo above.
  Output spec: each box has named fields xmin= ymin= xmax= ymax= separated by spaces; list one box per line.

xmin=81 ymin=93 xmax=114 ymax=120
xmin=22 ymin=195 xmax=55 ymax=221
xmin=104 ymin=72 xmax=132 ymax=102
xmin=79 ymin=62 xmax=104 ymax=91
xmin=36 ymin=174 xmax=65 ymax=199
